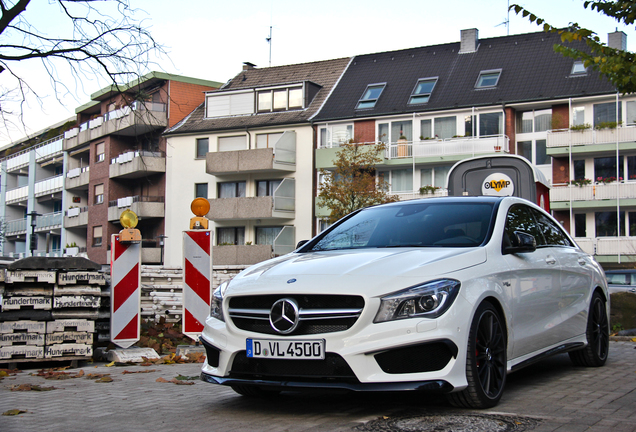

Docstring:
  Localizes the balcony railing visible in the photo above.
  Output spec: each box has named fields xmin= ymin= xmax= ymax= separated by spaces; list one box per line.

xmin=35 ymin=174 xmax=63 ymax=196
xmin=36 ymin=211 xmax=63 ymax=230
xmin=575 ymin=237 xmax=636 ymax=256
xmin=547 ymin=125 xmax=636 ymax=148
xmin=5 ymin=218 xmax=27 ymax=234
xmin=550 ymin=182 xmax=636 ymax=202
xmin=108 ymin=195 xmax=165 ymax=208
xmin=110 ymin=149 xmax=165 ymax=165
xmin=385 ymin=136 xmax=509 ymax=159
xmin=34 ymin=136 xmax=63 ymax=162
xmin=273 ymin=178 xmax=295 ymax=212
xmin=66 ymin=166 xmax=90 ymax=178
xmin=273 ymin=226 xmax=295 ymax=257
xmin=393 ymin=189 xmax=449 ymax=201
xmin=5 ymin=185 xmax=28 ymax=203
xmin=6 ymin=152 xmax=29 ymax=171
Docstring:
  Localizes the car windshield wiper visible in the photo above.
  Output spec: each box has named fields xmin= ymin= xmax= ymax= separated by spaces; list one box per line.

xmin=376 ymin=244 xmax=427 ymax=248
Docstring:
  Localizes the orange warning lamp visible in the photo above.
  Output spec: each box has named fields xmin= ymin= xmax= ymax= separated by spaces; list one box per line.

xmin=190 ymin=198 xmax=210 ymax=229
xmin=119 ymin=209 xmax=142 ymax=243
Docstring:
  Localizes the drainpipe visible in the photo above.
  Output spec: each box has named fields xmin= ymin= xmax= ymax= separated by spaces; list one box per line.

xmin=616 ymin=92 xmax=621 ymax=263
xmin=569 ymin=98 xmax=573 ymax=240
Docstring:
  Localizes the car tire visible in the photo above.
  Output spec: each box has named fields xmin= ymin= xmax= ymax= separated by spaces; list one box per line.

xmin=569 ymin=292 xmax=609 ymax=367
xmin=231 ymin=384 xmax=281 ymax=397
xmin=448 ymin=301 xmax=507 ymax=409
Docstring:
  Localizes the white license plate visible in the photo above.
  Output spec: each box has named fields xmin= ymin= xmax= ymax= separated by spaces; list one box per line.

xmin=246 ymin=338 xmax=325 ymax=360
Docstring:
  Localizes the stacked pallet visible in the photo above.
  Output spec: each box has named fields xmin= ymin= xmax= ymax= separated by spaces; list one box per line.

xmin=0 ymin=257 xmax=104 ymax=366
xmin=141 ymin=265 xmax=183 ymax=323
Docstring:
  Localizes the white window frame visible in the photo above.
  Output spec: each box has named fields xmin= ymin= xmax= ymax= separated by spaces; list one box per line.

xmin=408 ymin=77 xmax=438 ymax=105
xmin=356 ymin=83 xmax=386 ymax=109
xmin=475 ymin=69 xmax=502 ymax=88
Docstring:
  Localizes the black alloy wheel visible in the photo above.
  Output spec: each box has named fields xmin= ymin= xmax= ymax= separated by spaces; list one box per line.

xmin=569 ymin=292 xmax=609 ymax=367
xmin=448 ymin=301 xmax=507 ymax=409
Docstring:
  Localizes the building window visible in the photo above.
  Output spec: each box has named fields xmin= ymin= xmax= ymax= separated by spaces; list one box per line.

xmin=421 ymin=165 xmax=451 ymax=189
xmin=217 ymin=227 xmax=245 ymax=245
xmin=218 ymin=136 xmax=247 ymax=152
xmin=388 ymin=169 xmax=413 ymax=192
xmin=595 ymin=211 xmax=625 ymax=236
xmin=594 ymin=156 xmax=624 ymax=181
xmin=475 ymin=70 xmax=501 ymax=88
xmin=257 ymin=179 xmax=282 ymax=196
xmin=256 ymin=226 xmax=283 ymax=245
xmin=92 ymin=226 xmax=103 ymax=247
xmin=518 ymin=140 xmax=551 ymax=166
xmin=571 ymin=61 xmax=587 ymax=75
xmin=574 ymin=214 xmax=586 ymax=238
xmin=627 ymin=101 xmax=636 ymax=125
xmin=95 ymin=142 xmax=105 ymax=163
xmin=573 ymin=160 xmax=586 ymax=180
xmin=195 ymin=183 xmax=208 ymax=198
xmin=356 ymin=83 xmax=386 ymax=109
xmin=408 ymin=78 xmax=438 ymax=104
xmin=630 ymin=212 xmax=636 ymax=236
xmin=256 ymin=133 xmax=284 ymax=149
xmin=434 ymin=117 xmax=456 ymax=139
xmin=320 ymin=124 xmax=353 ymax=147
xmin=218 ymin=181 xmax=246 ymax=198
xmin=257 ymin=86 xmax=303 ymax=112
xmin=196 ymin=138 xmax=209 ymax=159
xmin=465 ymin=112 xmax=503 ymax=137
xmin=94 ymin=184 xmax=104 ymax=205
xmin=572 ymin=107 xmax=586 ymax=126
xmin=516 ymin=109 xmax=552 ymax=133
xmin=594 ymin=102 xmax=622 ymax=127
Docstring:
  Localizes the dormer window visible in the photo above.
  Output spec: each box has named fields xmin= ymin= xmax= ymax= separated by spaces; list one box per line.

xmin=571 ymin=61 xmax=587 ymax=75
xmin=356 ymin=83 xmax=386 ymax=109
xmin=409 ymin=78 xmax=438 ymax=105
xmin=475 ymin=69 xmax=501 ymax=88
xmin=258 ymin=86 xmax=303 ymax=112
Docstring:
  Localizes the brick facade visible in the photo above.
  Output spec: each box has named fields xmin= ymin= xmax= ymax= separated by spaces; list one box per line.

xmin=354 ymin=119 xmax=376 ymax=143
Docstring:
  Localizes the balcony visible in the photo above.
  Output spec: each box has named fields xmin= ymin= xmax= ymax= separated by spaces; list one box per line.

xmin=393 ymin=189 xmax=449 ymax=201
xmin=6 ymin=152 xmax=29 ymax=172
xmin=66 ymin=167 xmax=90 ymax=190
xmin=35 ymin=136 xmax=63 ymax=163
xmin=575 ymin=237 xmax=636 ymax=263
xmin=208 ymin=179 xmax=295 ymax=220
xmin=35 ymin=175 xmax=63 ymax=197
xmin=206 ymin=131 xmax=296 ymax=175
xmin=550 ymin=182 xmax=636 ymax=206
xmin=64 ymin=101 xmax=167 ymax=151
xmin=5 ymin=218 xmax=27 ymax=235
xmin=547 ymin=126 xmax=636 ymax=156
xmin=108 ymin=195 xmax=164 ymax=222
xmin=212 ymin=245 xmax=273 ymax=266
xmin=5 ymin=185 xmax=28 ymax=204
xmin=109 ymin=150 xmax=166 ymax=179
xmin=65 ymin=206 xmax=89 ymax=228
xmin=35 ymin=211 xmax=63 ymax=232
xmin=385 ymin=136 xmax=509 ymax=160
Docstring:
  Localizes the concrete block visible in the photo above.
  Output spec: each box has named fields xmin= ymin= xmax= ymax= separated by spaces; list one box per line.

xmin=106 ymin=347 xmax=160 ymax=363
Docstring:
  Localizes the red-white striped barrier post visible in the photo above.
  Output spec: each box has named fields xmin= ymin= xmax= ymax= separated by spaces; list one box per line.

xmin=182 ymin=230 xmax=213 ymax=340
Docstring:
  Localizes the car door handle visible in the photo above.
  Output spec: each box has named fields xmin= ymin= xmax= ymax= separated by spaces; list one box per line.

xmin=578 ymin=258 xmax=587 ymax=266
xmin=545 ymin=256 xmax=557 ymax=265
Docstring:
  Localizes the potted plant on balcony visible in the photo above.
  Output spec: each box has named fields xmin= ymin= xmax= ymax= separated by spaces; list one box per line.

xmin=570 ymin=178 xmax=592 ymax=187
xmin=397 ymin=135 xmax=409 ymax=157
xmin=494 ymin=144 xmax=502 ymax=152
xmin=419 ymin=185 xmax=440 ymax=195
xmin=65 ymin=242 xmax=79 ymax=256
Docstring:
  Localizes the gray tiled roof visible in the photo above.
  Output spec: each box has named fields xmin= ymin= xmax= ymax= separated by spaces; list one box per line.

xmin=313 ymin=31 xmax=617 ymax=122
xmin=165 ymin=57 xmax=351 ymax=135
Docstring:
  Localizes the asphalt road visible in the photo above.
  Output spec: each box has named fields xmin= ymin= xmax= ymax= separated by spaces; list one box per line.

xmin=0 ymin=340 xmax=634 ymax=432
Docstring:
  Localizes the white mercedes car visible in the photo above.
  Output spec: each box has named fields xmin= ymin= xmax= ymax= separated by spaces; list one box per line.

xmin=200 ymin=196 xmax=609 ymax=408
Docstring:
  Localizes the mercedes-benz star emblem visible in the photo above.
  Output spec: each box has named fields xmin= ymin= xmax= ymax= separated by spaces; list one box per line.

xmin=269 ymin=298 xmax=299 ymax=334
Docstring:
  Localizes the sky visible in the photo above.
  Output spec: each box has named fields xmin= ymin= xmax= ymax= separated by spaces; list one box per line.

xmin=2 ymin=0 xmax=636 ymax=147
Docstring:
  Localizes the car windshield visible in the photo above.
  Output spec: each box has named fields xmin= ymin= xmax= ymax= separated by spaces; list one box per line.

xmin=310 ymin=201 xmax=496 ymax=251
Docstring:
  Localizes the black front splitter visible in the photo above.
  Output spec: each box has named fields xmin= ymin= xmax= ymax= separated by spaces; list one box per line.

xmin=200 ymin=372 xmax=454 ymax=393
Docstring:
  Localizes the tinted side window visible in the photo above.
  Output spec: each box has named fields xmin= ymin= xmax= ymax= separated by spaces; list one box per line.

xmin=505 ymin=204 xmax=546 ymax=246
xmin=530 ymin=208 xmax=573 ymax=247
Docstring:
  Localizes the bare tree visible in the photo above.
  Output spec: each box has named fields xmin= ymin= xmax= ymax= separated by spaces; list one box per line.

xmin=0 ymin=0 xmax=165 ymax=140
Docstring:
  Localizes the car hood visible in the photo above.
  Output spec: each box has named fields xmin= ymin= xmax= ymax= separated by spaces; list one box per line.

xmin=225 ymin=247 xmax=487 ymax=297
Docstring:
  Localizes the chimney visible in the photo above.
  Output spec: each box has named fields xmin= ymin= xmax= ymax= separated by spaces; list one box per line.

xmin=459 ymin=29 xmax=479 ymax=54
xmin=243 ymin=62 xmax=256 ymax=71
xmin=608 ymin=30 xmax=627 ymax=51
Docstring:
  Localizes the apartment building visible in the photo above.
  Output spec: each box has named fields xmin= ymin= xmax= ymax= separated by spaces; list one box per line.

xmin=0 ymin=119 xmax=74 ymax=258
xmin=163 ymin=59 xmax=351 ymax=268
xmin=313 ymin=29 xmax=636 ymax=267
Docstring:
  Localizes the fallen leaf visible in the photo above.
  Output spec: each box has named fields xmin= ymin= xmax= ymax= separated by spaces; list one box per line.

xmin=105 ymin=361 xmax=116 ymax=367
xmin=95 ymin=376 xmax=113 ymax=383
xmin=3 ymin=409 xmax=27 ymax=416
xmin=85 ymin=373 xmax=110 ymax=379
xmin=122 ymin=369 xmax=157 ymax=374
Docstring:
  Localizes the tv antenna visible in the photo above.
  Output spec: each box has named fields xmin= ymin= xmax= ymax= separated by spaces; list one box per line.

xmin=266 ymin=26 xmax=272 ymax=67
xmin=496 ymin=0 xmax=510 ymax=35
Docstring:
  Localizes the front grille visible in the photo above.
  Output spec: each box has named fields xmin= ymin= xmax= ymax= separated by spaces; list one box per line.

xmin=229 ymin=351 xmax=359 ymax=383
xmin=374 ymin=341 xmax=456 ymax=374
xmin=228 ymin=295 xmax=364 ymax=336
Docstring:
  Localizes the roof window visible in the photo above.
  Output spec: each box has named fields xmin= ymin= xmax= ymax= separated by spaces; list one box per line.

xmin=409 ymin=78 xmax=438 ymax=105
xmin=475 ymin=69 xmax=501 ymax=88
xmin=356 ymin=83 xmax=386 ymax=109
xmin=571 ymin=61 xmax=587 ymax=75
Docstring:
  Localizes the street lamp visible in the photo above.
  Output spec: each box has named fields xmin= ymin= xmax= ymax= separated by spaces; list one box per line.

xmin=156 ymin=234 xmax=168 ymax=265
xmin=27 ymin=210 xmax=41 ymax=257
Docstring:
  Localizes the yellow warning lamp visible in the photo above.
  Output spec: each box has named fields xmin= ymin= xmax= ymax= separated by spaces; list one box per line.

xmin=119 ymin=210 xmax=142 ymax=243
xmin=190 ymin=198 xmax=210 ymax=229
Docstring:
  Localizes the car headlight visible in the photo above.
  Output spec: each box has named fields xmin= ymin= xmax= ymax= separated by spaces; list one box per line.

xmin=210 ymin=281 xmax=229 ymax=322
xmin=374 ymin=279 xmax=461 ymax=323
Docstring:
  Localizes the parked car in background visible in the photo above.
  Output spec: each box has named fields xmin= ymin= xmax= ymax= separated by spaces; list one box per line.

xmin=604 ymin=270 xmax=636 ymax=294
xmin=200 ymin=197 xmax=610 ymax=409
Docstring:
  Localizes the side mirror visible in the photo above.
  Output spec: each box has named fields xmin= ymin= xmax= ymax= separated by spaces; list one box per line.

xmin=296 ymin=240 xmax=309 ymax=249
xmin=504 ymin=231 xmax=536 ymax=254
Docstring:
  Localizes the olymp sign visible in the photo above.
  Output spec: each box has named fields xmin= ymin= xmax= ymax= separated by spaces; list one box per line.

xmin=482 ymin=173 xmax=514 ymax=196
